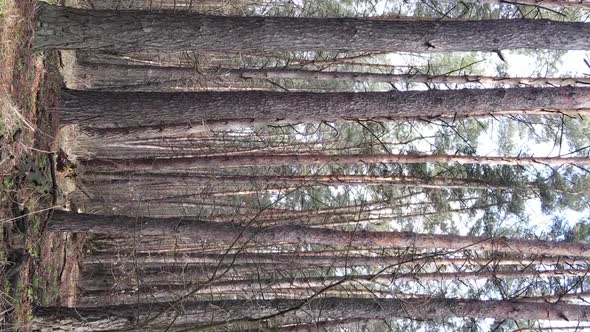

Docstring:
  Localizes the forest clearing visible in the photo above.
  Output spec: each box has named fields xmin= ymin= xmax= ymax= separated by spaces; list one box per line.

xmin=1 ymin=0 xmax=590 ymax=331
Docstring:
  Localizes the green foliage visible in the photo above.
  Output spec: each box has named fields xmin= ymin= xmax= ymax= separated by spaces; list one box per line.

xmin=567 ymin=218 xmax=590 ymax=242
xmin=427 ymin=52 xmax=486 ymax=76
xmin=18 ymin=157 xmax=52 ymax=195
xmin=0 ymin=0 xmax=6 ymax=17
xmin=2 ymin=176 xmax=15 ymax=191
xmin=537 ymin=170 xmax=590 ymax=213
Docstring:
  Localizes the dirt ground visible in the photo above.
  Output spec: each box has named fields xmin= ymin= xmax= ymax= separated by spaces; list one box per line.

xmin=1 ymin=0 xmax=83 ymax=330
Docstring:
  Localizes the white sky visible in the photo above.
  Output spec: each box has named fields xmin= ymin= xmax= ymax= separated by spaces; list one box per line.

xmin=282 ymin=3 xmax=590 ymax=328
xmin=482 ymin=50 xmax=589 ymax=231
xmin=383 ymin=48 xmax=590 ymax=230
xmin=341 ymin=2 xmax=590 ymax=330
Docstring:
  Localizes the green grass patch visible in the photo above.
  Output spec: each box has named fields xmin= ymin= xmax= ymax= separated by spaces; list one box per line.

xmin=27 ymin=275 xmax=40 ymax=303
xmin=1 ymin=176 xmax=14 ymax=192
xmin=0 ymin=0 xmax=6 ymax=15
xmin=0 ymin=226 xmax=4 ymax=267
xmin=0 ymin=116 xmax=5 ymax=138
xmin=14 ymin=280 xmax=24 ymax=309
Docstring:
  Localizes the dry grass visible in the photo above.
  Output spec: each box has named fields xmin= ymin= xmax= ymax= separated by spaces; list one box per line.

xmin=0 ymin=0 xmax=80 ymax=330
xmin=0 ymin=0 xmax=40 ymax=176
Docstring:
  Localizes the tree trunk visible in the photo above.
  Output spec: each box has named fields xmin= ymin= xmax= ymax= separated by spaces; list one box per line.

xmin=60 ymin=87 xmax=590 ymax=130
xmin=68 ymin=62 xmax=290 ymax=92
xmin=49 ymin=210 xmax=590 ymax=258
xmin=85 ymin=172 xmax=532 ymax=191
xmin=81 ymin=247 xmax=559 ymax=293
xmin=82 ymin=0 xmax=234 ymax=10
xmin=233 ymin=68 xmax=590 ymax=86
xmin=521 ymin=291 xmax=590 ymax=303
xmin=77 ymin=262 xmax=298 ymax=292
xmin=477 ymin=0 xmax=590 ymax=9
xmin=279 ymin=319 xmax=370 ymax=332
xmin=77 ymin=268 xmax=590 ymax=305
xmin=72 ymin=63 xmax=590 ymax=90
xmin=81 ymin=153 xmax=590 ymax=171
xmin=32 ymin=297 xmax=590 ymax=330
xmin=84 ymin=252 xmax=588 ymax=268
xmin=214 ymin=268 xmax=590 ymax=293
xmin=82 ymin=0 xmax=271 ymax=15
xmin=35 ymin=5 xmax=590 ymax=51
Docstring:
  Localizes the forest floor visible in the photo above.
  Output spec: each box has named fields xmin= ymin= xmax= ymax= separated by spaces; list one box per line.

xmin=1 ymin=0 xmax=83 ymax=330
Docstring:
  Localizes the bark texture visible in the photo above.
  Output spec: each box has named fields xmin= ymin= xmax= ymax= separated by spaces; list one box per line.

xmin=81 ymin=153 xmax=590 ymax=171
xmin=81 ymin=172 xmax=518 ymax=189
xmin=234 ymin=68 xmax=590 ymax=86
xmin=77 ymin=268 xmax=590 ymax=305
xmin=82 ymin=0 xmax=230 ymax=10
xmin=35 ymin=5 xmax=590 ymax=51
xmin=75 ymin=63 xmax=590 ymax=89
xmin=49 ymin=211 xmax=590 ymax=258
xmin=60 ymin=87 xmax=590 ymax=129
xmin=477 ymin=0 xmax=590 ymax=9
xmin=32 ymin=297 xmax=590 ymax=331
xmin=85 ymin=252 xmax=588 ymax=268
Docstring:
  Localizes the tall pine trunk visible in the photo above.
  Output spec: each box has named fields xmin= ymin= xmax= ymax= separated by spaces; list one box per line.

xmin=32 ymin=297 xmax=590 ymax=330
xmin=81 ymin=153 xmax=590 ymax=171
xmin=35 ymin=5 xmax=590 ymax=51
xmin=85 ymin=252 xmax=587 ymax=268
xmin=85 ymin=173 xmax=533 ymax=191
xmin=71 ymin=63 xmax=590 ymax=90
xmin=476 ymin=0 xmax=590 ymax=9
xmin=77 ymin=268 xmax=590 ymax=305
xmin=49 ymin=211 xmax=590 ymax=258
xmin=60 ymin=87 xmax=590 ymax=130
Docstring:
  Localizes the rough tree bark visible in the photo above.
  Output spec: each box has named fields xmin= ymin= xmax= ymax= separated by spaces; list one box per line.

xmin=85 ymin=173 xmax=533 ymax=191
xmin=80 ymin=249 xmax=566 ymax=294
xmin=85 ymin=252 xmax=587 ymax=268
xmin=215 ymin=268 xmax=590 ymax=293
xmin=520 ymin=291 xmax=590 ymax=303
xmin=81 ymin=153 xmax=590 ymax=171
xmin=59 ymin=87 xmax=590 ymax=130
xmin=77 ymin=262 xmax=300 ymax=292
xmin=82 ymin=0 xmax=232 ymax=10
xmin=49 ymin=211 xmax=590 ymax=258
xmin=77 ymin=268 xmax=590 ymax=305
xmin=32 ymin=297 xmax=590 ymax=330
xmin=72 ymin=63 xmax=590 ymax=90
xmin=232 ymin=68 xmax=590 ymax=86
xmin=476 ymin=0 xmax=590 ymax=9
xmin=35 ymin=5 xmax=590 ymax=51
